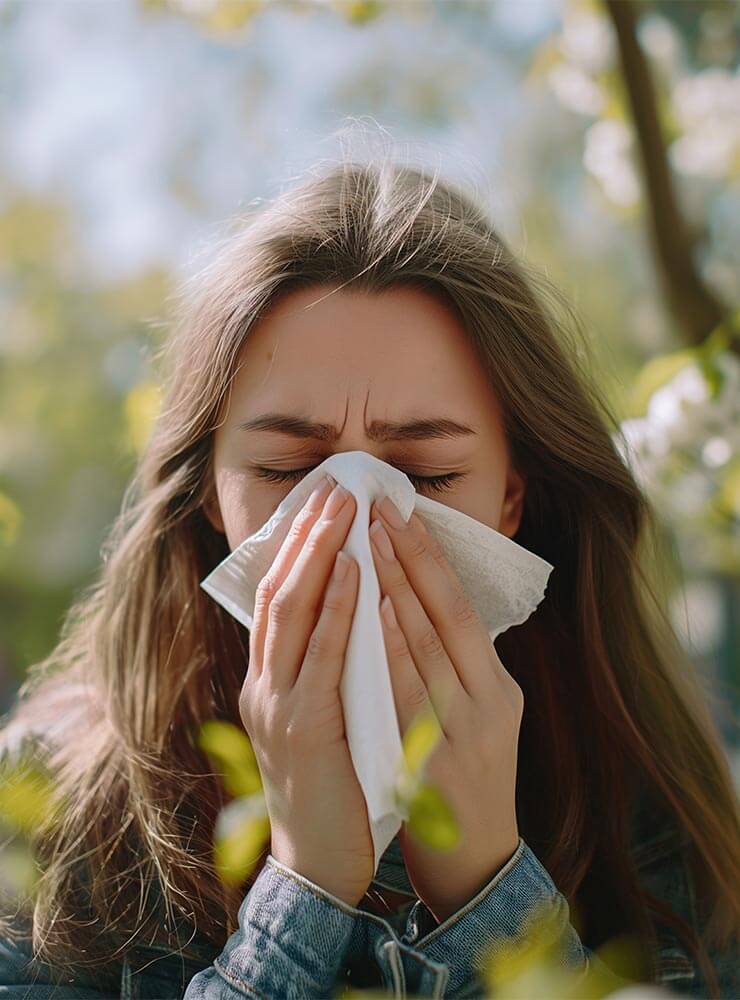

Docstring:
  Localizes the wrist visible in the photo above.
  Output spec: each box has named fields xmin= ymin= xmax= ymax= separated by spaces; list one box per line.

xmin=424 ymin=838 xmax=520 ymax=923
xmin=270 ymin=846 xmax=367 ymax=907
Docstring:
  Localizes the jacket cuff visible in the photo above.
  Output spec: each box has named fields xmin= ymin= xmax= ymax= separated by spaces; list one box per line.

xmin=402 ymin=837 xmax=589 ymax=997
xmin=212 ymin=854 xmax=357 ymax=999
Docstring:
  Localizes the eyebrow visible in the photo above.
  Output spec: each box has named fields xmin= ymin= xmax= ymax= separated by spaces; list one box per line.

xmin=237 ymin=412 xmax=476 ymax=443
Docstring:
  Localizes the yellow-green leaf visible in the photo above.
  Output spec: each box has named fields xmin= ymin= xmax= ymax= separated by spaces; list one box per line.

xmin=628 ymin=348 xmax=698 ymax=417
xmin=124 ymin=380 xmax=161 ymax=454
xmin=406 ymin=782 xmax=460 ymax=851
xmin=0 ymin=842 xmax=40 ymax=900
xmin=342 ymin=0 xmax=383 ymax=24
xmin=0 ymin=760 xmax=57 ymax=834
xmin=203 ymin=0 xmax=262 ymax=32
xmin=213 ymin=794 xmax=270 ymax=886
xmin=197 ymin=720 xmax=262 ymax=798
xmin=401 ymin=706 xmax=443 ymax=777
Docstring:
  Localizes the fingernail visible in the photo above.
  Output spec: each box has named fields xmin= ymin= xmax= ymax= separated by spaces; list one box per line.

xmin=370 ymin=518 xmax=395 ymax=561
xmin=308 ymin=475 xmax=333 ymax=508
xmin=323 ymin=482 xmax=350 ymax=518
xmin=378 ymin=495 xmax=407 ymax=530
xmin=380 ymin=595 xmax=398 ymax=628
xmin=333 ymin=550 xmax=350 ymax=582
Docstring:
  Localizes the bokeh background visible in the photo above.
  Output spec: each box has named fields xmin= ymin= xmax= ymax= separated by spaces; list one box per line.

xmin=0 ymin=0 xmax=738 ymax=781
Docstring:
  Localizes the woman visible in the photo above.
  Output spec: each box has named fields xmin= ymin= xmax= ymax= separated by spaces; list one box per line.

xmin=0 ymin=152 xmax=738 ymax=999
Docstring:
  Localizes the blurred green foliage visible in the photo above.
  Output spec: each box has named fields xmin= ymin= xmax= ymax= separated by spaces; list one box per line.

xmin=0 ymin=195 xmax=170 ymax=689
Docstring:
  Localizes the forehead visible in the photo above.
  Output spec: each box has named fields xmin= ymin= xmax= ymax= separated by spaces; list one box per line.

xmin=229 ymin=283 xmax=498 ymax=418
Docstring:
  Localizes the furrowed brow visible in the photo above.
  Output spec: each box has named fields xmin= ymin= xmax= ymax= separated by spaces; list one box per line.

xmin=237 ymin=413 xmax=475 ymax=443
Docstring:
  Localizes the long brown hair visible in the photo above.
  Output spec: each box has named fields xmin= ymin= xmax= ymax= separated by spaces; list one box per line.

xmin=1 ymin=140 xmax=738 ymax=996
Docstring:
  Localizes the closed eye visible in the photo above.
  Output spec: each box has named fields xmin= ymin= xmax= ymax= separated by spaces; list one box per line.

xmin=252 ymin=465 xmax=464 ymax=494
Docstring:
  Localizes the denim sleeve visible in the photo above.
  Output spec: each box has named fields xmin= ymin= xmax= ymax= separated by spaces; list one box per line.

xmin=183 ymin=854 xmax=359 ymax=999
xmin=398 ymin=836 xmax=634 ymax=999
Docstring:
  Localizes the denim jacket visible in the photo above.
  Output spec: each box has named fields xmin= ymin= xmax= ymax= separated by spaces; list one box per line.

xmin=0 ymin=779 xmax=737 ymax=999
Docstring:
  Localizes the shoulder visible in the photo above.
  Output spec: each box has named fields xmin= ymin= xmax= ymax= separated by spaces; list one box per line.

xmin=627 ymin=774 xmax=740 ymax=998
xmin=0 ymin=924 xmax=108 ymax=998
xmin=0 ymin=920 xmax=216 ymax=999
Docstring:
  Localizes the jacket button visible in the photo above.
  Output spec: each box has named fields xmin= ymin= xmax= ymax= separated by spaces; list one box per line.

xmin=403 ymin=902 xmax=421 ymax=944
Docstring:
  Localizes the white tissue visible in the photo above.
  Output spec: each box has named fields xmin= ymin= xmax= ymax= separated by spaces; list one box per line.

xmin=200 ymin=451 xmax=554 ymax=871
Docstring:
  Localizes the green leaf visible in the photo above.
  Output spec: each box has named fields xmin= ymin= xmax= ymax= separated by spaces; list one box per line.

xmin=196 ymin=720 xmax=262 ymax=797
xmin=406 ymin=782 xmax=460 ymax=851
xmin=343 ymin=0 xmax=383 ymax=24
xmin=203 ymin=0 xmax=262 ymax=32
xmin=123 ymin=380 xmax=161 ymax=454
xmin=213 ymin=793 xmax=270 ymax=887
xmin=0 ymin=759 xmax=57 ymax=834
xmin=628 ymin=348 xmax=698 ymax=417
xmin=696 ymin=354 xmax=725 ymax=400
xmin=401 ymin=705 xmax=443 ymax=777
xmin=0 ymin=842 xmax=40 ymax=900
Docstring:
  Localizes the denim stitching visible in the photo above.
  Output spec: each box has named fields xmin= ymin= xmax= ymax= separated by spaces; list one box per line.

xmin=380 ymin=939 xmax=405 ymax=998
xmin=430 ymin=960 xmax=449 ymax=998
xmin=412 ymin=837 xmax=526 ymax=948
xmin=265 ymin=859 xmax=412 ymax=946
xmin=399 ymin=944 xmax=444 ymax=975
xmin=264 ymin=856 xmax=363 ymax=920
xmin=264 ymin=856 xmax=423 ymax=995
xmin=413 ymin=952 xmax=450 ymax=1000
xmin=213 ymin=955 xmax=270 ymax=999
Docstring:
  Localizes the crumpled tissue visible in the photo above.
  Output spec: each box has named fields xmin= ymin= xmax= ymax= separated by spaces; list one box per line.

xmin=200 ymin=450 xmax=554 ymax=871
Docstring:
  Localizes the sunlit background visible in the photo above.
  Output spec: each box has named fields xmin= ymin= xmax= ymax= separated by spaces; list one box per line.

xmin=0 ymin=0 xmax=738 ymax=788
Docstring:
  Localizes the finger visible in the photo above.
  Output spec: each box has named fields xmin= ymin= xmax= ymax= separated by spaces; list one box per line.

xmin=299 ymin=549 xmax=359 ymax=695
xmin=372 ymin=498 xmax=497 ymax=702
xmin=378 ymin=593 xmax=438 ymax=739
xmin=263 ymin=483 xmax=357 ymax=688
xmin=369 ymin=516 xmax=464 ymax=731
xmin=250 ymin=474 xmax=334 ymax=677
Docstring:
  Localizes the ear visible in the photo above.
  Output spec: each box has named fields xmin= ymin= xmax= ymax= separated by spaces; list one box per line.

xmin=202 ymin=486 xmax=225 ymax=535
xmin=498 ymin=465 xmax=526 ymax=538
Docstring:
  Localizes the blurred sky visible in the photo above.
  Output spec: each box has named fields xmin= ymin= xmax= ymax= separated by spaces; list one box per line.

xmin=0 ymin=0 xmax=566 ymax=283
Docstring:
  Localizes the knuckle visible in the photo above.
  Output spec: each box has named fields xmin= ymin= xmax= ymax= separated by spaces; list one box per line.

xmin=386 ymin=572 xmax=410 ymax=600
xmin=406 ymin=682 xmax=429 ymax=711
xmin=302 ymin=526 xmax=328 ymax=558
xmin=423 ymin=531 xmax=444 ymax=562
xmin=418 ymin=625 xmax=445 ymax=660
xmin=256 ymin=573 xmax=278 ymax=605
xmin=388 ymin=630 xmax=409 ymax=657
xmin=292 ymin=506 xmax=316 ymax=533
xmin=322 ymin=589 xmax=346 ymax=615
xmin=407 ymin=533 xmax=428 ymax=561
xmin=269 ymin=589 xmax=297 ymax=626
xmin=239 ymin=692 xmax=258 ymax=737
xmin=450 ymin=591 xmax=478 ymax=630
xmin=305 ymin=628 xmax=331 ymax=662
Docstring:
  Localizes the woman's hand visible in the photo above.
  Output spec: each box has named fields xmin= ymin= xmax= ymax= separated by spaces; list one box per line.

xmin=368 ymin=495 xmax=523 ymax=924
xmin=239 ymin=475 xmax=375 ymax=907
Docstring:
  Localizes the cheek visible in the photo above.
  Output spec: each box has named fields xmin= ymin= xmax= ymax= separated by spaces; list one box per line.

xmin=449 ymin=475 xmax=506 ymax=532
xmin=216 ymin=474 xmax=272 ymax=552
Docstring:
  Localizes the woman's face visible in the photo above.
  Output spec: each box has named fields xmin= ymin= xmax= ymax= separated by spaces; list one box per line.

xmin=205 ymin=282 xmax=525 ymax=549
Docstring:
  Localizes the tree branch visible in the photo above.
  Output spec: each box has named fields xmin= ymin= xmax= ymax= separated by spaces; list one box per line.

xmin=603 ymin=0 xmax=733 ymax=352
